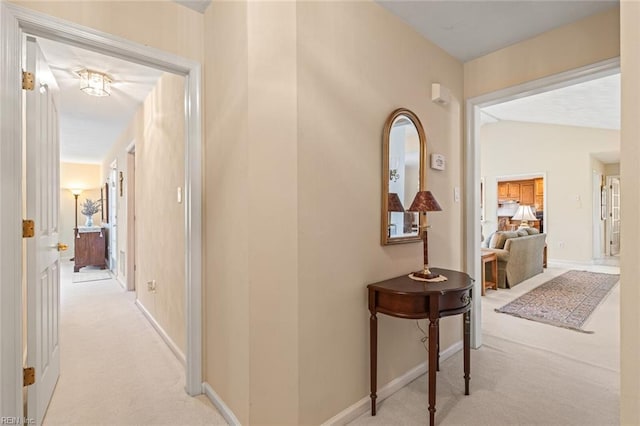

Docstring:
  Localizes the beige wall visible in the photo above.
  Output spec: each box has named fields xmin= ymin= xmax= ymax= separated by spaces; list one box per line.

xmin=204 ymin=1 xmax=250 ymax=423
xmin=297 ymin=2 xmax=463 ymax=423
xmin=59 ymin=162 xmax=103 ymax=260
xmin=480 ymin=121 xmax=619 ymax=262
xmin=13 ymin=1 xmax=203 ymax=63
xmin=464 ymin=7 xmax=620 ymax=99
xmin=605 ymin=163 xmax=620 ymax=176
xmin=134 ymin=73 xmax=186 ymax=354
xmin=620 ymin=2 xmax=640 ymax=423
xmin=205 ymin=1 xmax=300 ymax=423
xmin=204 ymin=1 xmax=464 ymax=423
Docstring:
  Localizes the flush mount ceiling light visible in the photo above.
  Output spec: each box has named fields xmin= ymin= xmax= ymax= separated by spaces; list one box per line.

xmin=76 ymin=69 xmax=112 ymax=97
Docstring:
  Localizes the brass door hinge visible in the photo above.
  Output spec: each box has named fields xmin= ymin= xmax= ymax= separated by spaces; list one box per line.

xmin=23 ymin=219 xmax=35 ymax=238
xmin=23 ymin=367 xmax=35 ymax=386
xmin=22 ymin=71 xmax=34 ymax=91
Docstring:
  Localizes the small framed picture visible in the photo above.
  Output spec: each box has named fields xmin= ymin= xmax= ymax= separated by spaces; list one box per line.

xmin=431 ymin=153 xmax=445 ymax=171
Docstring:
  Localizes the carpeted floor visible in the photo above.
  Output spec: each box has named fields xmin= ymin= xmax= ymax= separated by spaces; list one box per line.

xmin=43 ymin=262 xmax=226 ymax=425
xmin=71 ymin=268 xmax=112 ymax=283
xmin=495 ymin=270 xmax=619 ymax=332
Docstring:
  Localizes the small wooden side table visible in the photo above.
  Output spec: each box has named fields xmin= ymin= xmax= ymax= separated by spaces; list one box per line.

xmin=481 ymin=250 xmax=497 ymax=296
xmin=367 ymin=268 xmax=472 ymax=426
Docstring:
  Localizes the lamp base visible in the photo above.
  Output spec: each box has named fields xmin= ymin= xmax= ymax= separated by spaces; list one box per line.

xmin=408 ymin=266 xmax=448 ymax=282
xmin=412 ymin=270 xmax=440 ymax=280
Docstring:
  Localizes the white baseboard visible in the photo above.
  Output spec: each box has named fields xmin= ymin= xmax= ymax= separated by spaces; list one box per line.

xmin=202 ymin=382 xmax=242 ymax=426
xmin=134 ymin=299 xmax=186 ymax=366
xmin=547 ymin=258 xmax=593 ymax=267
xmin=322 ymin=340 xmax=464 ymax=425
xmin=117 ymin=275 xmax=127 ymax=290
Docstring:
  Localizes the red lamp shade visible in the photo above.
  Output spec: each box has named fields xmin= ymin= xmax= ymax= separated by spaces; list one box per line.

xmin=407 ymin=191 xmax=442 ymax=212
xmin=388 ymin=193 xmax=405 ymax=212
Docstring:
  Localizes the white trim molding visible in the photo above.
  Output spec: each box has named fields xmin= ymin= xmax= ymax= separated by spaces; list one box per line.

xmin=135 ymin=300 xmax=186 ymax=366
xmin=0 ymin=3 xmax=25 ymax=417
xmin=202 ymin=382 xmax=242 ymax=426
xmin=0 ymin=2 xmax=204 ymax=411
xmin=321 ymin=341 xmax=464 ymax=426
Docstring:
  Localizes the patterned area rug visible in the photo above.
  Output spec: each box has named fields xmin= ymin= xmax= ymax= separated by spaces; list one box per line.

xmin=495 ymin=270 xmax=619 ymax=333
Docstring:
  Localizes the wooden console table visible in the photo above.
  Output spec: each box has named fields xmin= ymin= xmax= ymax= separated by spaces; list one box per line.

xmin=367 ymin=268 xmax=472 ymax=426
xmin=74 ymin=227 xmax=107 ymax=272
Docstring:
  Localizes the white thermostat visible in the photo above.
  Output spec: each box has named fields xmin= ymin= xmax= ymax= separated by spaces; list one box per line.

xmin=431 ymin=153 xmax=445 ymax=171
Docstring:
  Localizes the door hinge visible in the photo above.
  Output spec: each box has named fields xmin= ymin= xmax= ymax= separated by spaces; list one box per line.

xmin=22 ymin=219 xmax=35 ymax=238
xmin=22 ymin=71 xmax=34 ymax=91
xmin=23 ymin=367 xmax=35 ymax=386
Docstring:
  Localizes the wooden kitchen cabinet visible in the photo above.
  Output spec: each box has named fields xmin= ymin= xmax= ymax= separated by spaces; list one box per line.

xmin=497 ymin=178 xmax=544 ymax=209
xmin=507 ymin=183 xmax=520 ymax=199
xmin=74 ymin=227 xmax=107 ymax=272
xmin=520 ymin=183 xmax=535 ymax=205
xmin=498 ymin=182 xmax=508 ymax=199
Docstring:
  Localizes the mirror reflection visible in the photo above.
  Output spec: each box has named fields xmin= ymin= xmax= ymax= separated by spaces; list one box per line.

xmin=382 ymin=109 xmax=426 ymax=245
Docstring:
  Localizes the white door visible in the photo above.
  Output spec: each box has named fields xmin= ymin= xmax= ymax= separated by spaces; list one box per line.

xmin=25 ymin=36 xmax=61 ymax=425
xmin=610 ymin=176 xmax=621 ymax=256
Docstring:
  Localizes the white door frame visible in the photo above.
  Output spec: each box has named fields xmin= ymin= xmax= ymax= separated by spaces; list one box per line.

xmin=126 ymin=141 xmax=136 ymax=291
xmin=465 ymin=57 xmax=620 ymax=348
xmin=0 ymin=3 xmax=203 ymax=416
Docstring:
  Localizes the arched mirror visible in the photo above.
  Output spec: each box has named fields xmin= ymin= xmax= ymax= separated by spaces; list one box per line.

xmin=381 ymin=108 xmax=426 ymax=245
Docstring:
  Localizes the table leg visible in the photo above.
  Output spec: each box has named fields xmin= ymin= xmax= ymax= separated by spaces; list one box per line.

xmin=492 ymin=258 xmax=498 ymax=291
xmin=428 ymin=318 xmax=438 ymax=426
xmin=436 ymin=324 xmax=440 ymax=372
xmin=370 ymin=312 xmax=377 ymax=415
xmin=463 ymin=310 xmax=471 ymax=395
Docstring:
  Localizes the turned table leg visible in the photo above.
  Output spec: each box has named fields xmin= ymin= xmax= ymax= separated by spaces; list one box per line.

xmin=370 ymin=312 xmax=377 ymax=415
xmin=428 ymin=318 xmax=438 ymax=426
xmin=464 ymin=309 xmax=471 ymax=395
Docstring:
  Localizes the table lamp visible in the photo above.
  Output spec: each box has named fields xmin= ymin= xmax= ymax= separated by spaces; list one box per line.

xmin=407 ymin=190 xmax=443 ymax=280
xmin=511 ymin=205 xmax=536 ymax=229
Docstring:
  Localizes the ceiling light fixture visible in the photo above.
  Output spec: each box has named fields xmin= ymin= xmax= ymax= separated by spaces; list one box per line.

xmin=77 ymin=69 xmax=112 ymax=97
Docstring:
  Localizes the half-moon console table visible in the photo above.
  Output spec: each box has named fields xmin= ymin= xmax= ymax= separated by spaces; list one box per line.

xmin=367 ymin=267 xmax=473 ymax=426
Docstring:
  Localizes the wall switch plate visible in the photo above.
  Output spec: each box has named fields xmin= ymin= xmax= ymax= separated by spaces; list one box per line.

xmin=454 ymin=187 xmax=460 ymax=202
xmin=177 ymin=187 xmax=182 ymax=204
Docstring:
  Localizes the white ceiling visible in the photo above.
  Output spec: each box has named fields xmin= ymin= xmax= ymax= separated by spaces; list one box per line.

xmin=482 ymin=73 xmax=621 ymax=130
xmin=38 ymin=38 xmax=163 ymax=164
xmin=376 ymin=0 xmax=618 ymax=62
xmin=481 ymin=73 xmax=621 ymax=163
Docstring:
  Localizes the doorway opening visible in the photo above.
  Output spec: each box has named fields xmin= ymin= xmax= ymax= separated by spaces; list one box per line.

xmin=465 ymin=58 xmax=621 ymax=348
xmin=0 ymin=2 xmax=203 ymax=420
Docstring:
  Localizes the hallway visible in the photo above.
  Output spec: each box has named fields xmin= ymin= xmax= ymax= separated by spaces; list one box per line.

xmin=42 ymin=262 xmax=225 ymax=425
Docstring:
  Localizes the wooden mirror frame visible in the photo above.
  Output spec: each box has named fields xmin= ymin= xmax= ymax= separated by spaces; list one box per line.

xmin=381 ymin=108 xmax=427 ymax=245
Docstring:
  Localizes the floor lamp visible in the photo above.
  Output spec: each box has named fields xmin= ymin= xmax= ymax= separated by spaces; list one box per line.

xmin=69 ymin=189 xmax=83 ymax=261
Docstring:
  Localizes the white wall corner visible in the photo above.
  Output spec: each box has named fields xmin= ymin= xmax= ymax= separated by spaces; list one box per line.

xmin=202 ymin=382 xmax=242 ymax=426
xmin=321 ymin=340 xmax=464 ymax=425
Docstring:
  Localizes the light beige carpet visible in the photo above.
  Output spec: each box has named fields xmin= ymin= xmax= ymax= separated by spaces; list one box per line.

xmin=42 ymin=262 xmax=226 ymax=425
xmin=71 ymin=270 xmax=112 ymax=283
xmin=350 ymin=263 xmax=619 ymax=426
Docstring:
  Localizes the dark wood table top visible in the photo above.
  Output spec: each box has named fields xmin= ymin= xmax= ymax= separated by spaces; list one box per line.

xmin=367 ymin=267 xmax=472 ymax=296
